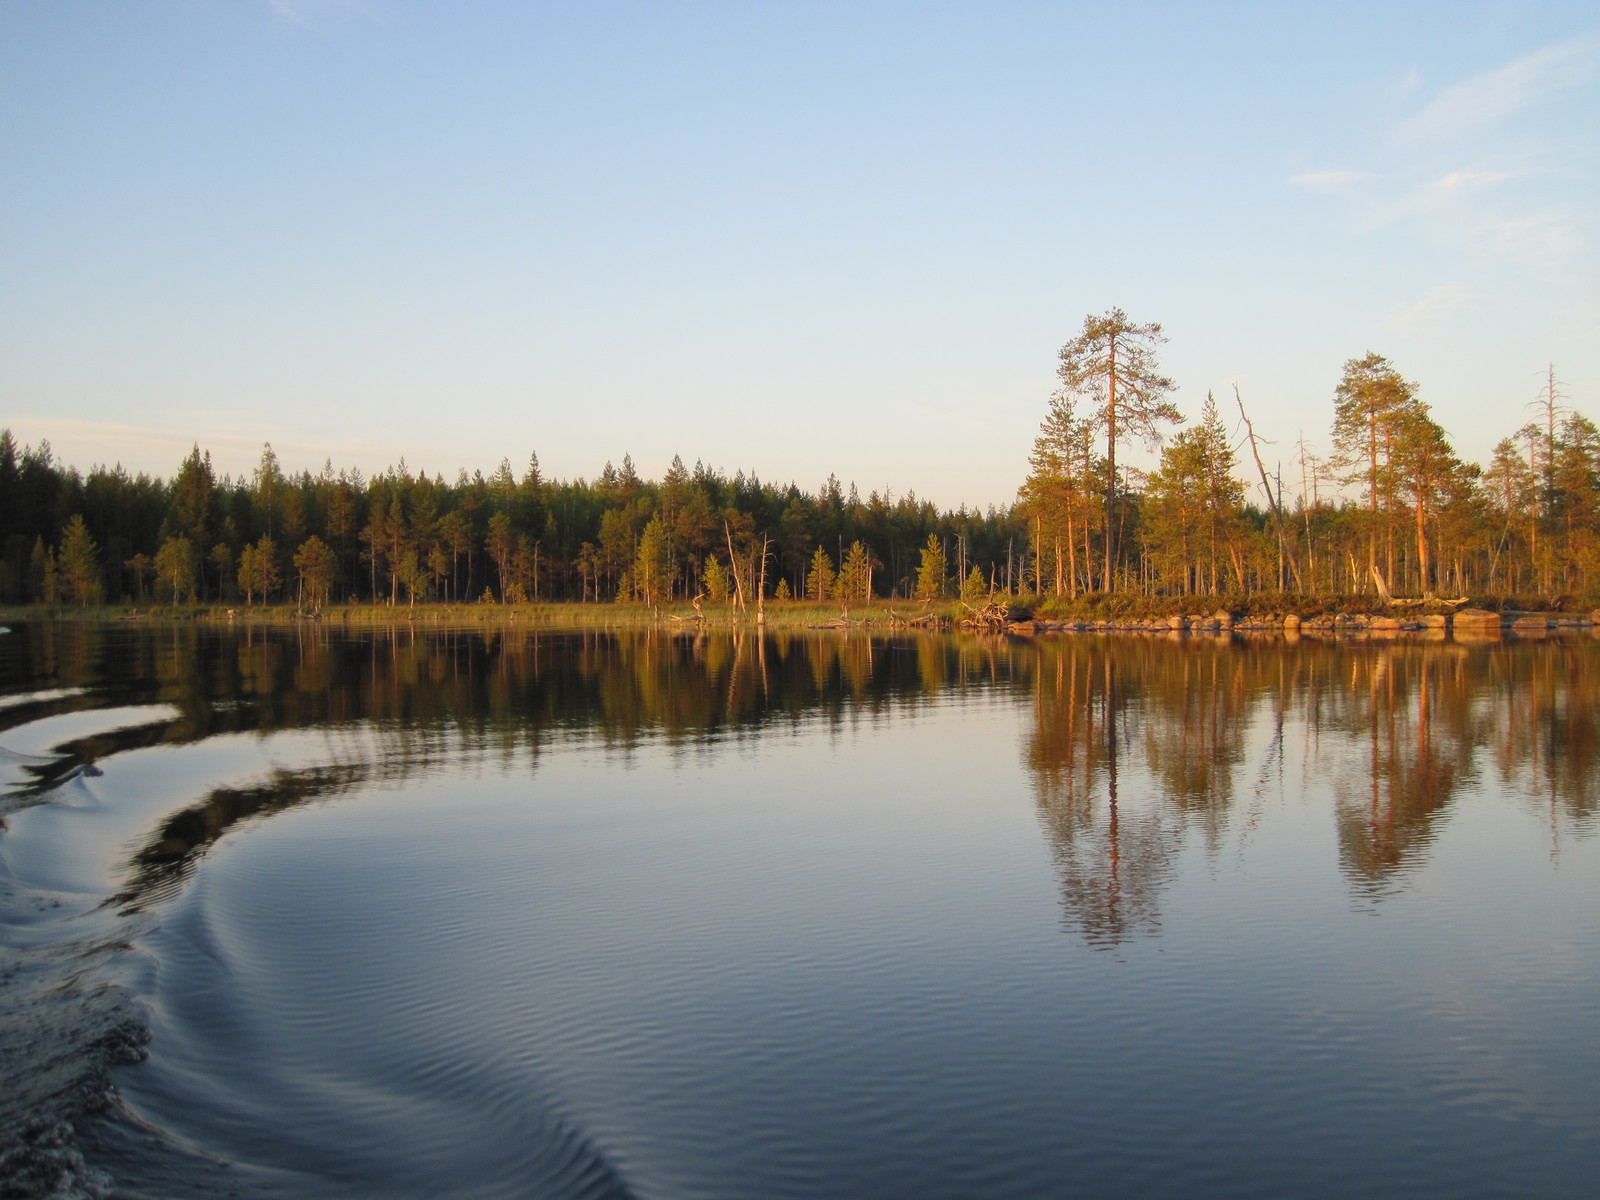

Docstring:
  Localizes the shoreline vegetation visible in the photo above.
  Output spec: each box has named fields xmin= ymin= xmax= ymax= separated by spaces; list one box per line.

xmin=4 ymin=595 xmax=1596 ymax=640
xmin=3 ymin=316 xmax=1594 ymax=620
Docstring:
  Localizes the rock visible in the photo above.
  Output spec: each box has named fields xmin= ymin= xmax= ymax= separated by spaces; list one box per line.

xmin=1283 ymin=614 xmax=1301 ymax=631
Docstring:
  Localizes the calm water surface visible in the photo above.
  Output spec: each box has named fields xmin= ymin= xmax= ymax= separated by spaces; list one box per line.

xmin=1 ymin=622 xmax=1597 ymax=1199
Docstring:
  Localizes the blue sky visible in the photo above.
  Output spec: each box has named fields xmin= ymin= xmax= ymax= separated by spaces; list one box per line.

xmin=2 ymin=1 xmax=1595 ymax=508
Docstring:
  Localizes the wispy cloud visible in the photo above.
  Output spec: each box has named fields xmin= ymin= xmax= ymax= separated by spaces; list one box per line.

xmin=258 ymin=0 xmax=383 ymax=29
xmin=1288 ymin=170 xmax=1368 ymax=191
xmin=1288 ymin=36 xmax=1596 ymax=272
xmin=1399 ymin=36 xmax=1599 ymax=142
xmin=1470 ymin=212 xmax=1584 ymax=267
xmin=1382 ymin=284 xmax=1476 ymax=331
xmin=1393 ymin=169 xmax=1521 ymax=215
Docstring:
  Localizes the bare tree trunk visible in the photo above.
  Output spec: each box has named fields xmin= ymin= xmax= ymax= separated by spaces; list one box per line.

xmin=1235 ymin=386 xmax=1302 ymax=591
xmin=1104 ymin=335 xmax=1117 ymax=592
xmin=724 ymin=521 xmax=745 ymax=613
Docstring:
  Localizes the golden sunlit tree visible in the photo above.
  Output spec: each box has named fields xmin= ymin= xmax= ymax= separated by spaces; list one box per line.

xmin=1055 ymin=308 xmax=1180 ymax=592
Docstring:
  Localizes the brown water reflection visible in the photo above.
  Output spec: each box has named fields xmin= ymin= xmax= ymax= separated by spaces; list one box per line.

xmin=2 ymin=622 xmax=1597 ymax=930
xmin=1023 ymin=636 xmax=1600 ymax=944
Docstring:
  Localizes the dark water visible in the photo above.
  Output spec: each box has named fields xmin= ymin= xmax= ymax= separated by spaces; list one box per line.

xmin=2 ymin=622 xmax=1598 ymax=1199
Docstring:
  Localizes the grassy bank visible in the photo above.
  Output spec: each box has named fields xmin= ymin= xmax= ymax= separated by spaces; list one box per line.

xmin=5 ymin=591 xmax=1595 ymax=631
xmin=0 ymin=599 xmax=970 ymax=631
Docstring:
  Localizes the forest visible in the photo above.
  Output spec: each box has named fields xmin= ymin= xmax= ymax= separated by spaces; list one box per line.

xmin=2 ymin=312 xmax=1594 ymax=612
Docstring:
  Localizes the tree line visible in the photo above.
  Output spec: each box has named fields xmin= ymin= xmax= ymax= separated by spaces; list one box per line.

xmin=3 ymin=308 xmax=1592 ymax=610
xmin=0 ymin=437 xmax=1021 ymax=609
xmin=1020 ymin=310 xmax=1596 ymax=602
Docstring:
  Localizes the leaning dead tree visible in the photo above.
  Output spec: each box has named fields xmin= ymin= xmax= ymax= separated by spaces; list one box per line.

xmin=669 ymin=592 xmax=708 ymax=624
xmin=1235 ymin=384 xmax=1303 ymax=591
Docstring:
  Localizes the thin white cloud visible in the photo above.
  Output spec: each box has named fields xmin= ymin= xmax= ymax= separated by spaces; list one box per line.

xmin=1399 ymin=36 xmax=1599 ymax=142
xmin=1381 ymin=285 xmax=1476 ymax=331
xmin=1470 ymin=212 xmax=1584 ymax=268
xmin=1289 ymin=37 xmax=1595 ymax=273
xmin=258 ymin=0 xmax=383 ymax=29
xmin=1390 ymin=169 xmax=1520 ymax=215
xmin=1288 ymin=169 xmax=1368 ymax=191
xmin=1432 ymin=170 xmax=1515 ymax=192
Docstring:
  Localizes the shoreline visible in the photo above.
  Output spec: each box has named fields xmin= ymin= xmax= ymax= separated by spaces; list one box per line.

xmin=4 ymin=601 xmax=1597 ymax=642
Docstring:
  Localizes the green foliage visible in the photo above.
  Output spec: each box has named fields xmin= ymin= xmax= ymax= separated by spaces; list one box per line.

xmin=962 ymin=564 xmax=988 ymax=603
xmin=237 ymin=535 xmax=280 ymax=606
xmin=155 ymin=536 xmax=197 ymax=603
xmin=633 ymin=515 xmax=669 ymax=604
xmin=1055 ymin=307 xmax=1180 ymax=592
xmin=838 ymin=540 xmax=877 ymax=602
xmin=10 ymin=354 xmax=1600 ymax=615
xmin=58 ymin=515 xmax=101 ymax=606
xmin=915 ymin=534 xmax=948 ymax=601
xmin=806 ymin=545 xmax=835 ymax=601
xmin=704 ymin=555 xmax=731 ymax=603
xmin=294 ymin=535 xmax=337 ymax=612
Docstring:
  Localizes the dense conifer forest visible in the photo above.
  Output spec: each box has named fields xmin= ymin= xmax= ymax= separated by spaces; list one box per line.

xmin=2 ymin=339 xmax=1593 ymax=611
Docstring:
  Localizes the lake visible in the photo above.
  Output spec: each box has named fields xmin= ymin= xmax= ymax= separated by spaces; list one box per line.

xmin=2 ymin=621 xmax=1598 ymax=1199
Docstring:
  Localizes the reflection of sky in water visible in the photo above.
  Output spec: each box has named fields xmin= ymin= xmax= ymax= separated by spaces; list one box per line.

xmin=1 ymin=624 xmax=1597 ymax=1200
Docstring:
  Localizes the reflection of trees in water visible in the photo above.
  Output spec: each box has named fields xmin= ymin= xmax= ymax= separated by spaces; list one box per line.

xmin=1027 ymin=638 xmax=1247 ymax=948
xmin=2 ymin=624 xmax=1039 ymax=897
xmin=1325 ymin=647 xmax=1479 ymax=896
xmin=1023 ymin=636 xmax=1600 ymax=944
xmin=6 ymin=622 xmax=1600 ymax=929
xmin=1483 ymin=639 xmax=1600 ymax=829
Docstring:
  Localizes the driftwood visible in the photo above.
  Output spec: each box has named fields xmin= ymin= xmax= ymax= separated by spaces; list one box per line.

xmin=669 ymin=593 xmax=709 ymax=623
xmin=1371 ymin=566 xmax=1467 ymax=609
xmin=959 ymin=600 xmax=1013 ymax=629
xmin=1384 ymin=596 xmax=1470 ymax=609
xmin=814 ymin=602 xmax=859 ymax=630
xmin=884 ymin=605 xmax=946 ymax=629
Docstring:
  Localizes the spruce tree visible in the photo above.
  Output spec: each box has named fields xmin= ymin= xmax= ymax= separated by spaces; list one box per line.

xmin=915 ymin=534 xmax=948 ymax=601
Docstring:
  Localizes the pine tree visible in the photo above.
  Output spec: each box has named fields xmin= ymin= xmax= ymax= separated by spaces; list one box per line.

xmin=1019 ymin=393 xmax=1099 ymax=597
xmin=806 ymin=545 xmax=836 ymax=601
xmin=165 ymin=446 xmax=218 ymax=592
xmin=294 ymin=535 xmax=337 ymax=612
xmin=58 ymin=515 xmax=101 ymax=606
xmin=915 ymin=534 xmax=948 ymax=600
xmin=838 ymin=540 xmax=877 ymax=602
xmin=1055 ymin=308 xmax=1180 ymax=591
xmin=633 ymin=515 xmax=669 ymax=604
xmin=961 ymin=564 xmax=988 ymax=603
xmin=1330 ymin=353 xmax=1412 ymax=588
